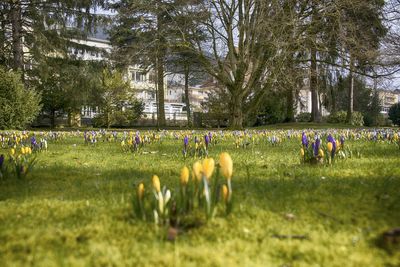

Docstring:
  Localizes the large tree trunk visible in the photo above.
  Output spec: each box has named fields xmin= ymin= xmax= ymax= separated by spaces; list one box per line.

xmin=156 ymin=54 xmax=166 ymax=127
xmin=11 ymin=1 xmax=23 ymax=72
xmin=184 ymin=64 xmax=191 ymax=127
xmin=0 ymin=3 xmax=7 ymax=65
xmin=50 ymin=109 xmax=56 ymax=128
xmin=310 ymin=47 xmax=320 ymax=122
xmin=156 ymin=14 xmax=166 ymax=128
xmin=230 ymin=94 xmax=243 ymax=129
xmin=331 ymin=85 xmax=336 ymax=113
xmin=286 ymin=88 xmax=295 ymax=122
xmin=346 ymin=56 xmax=354 ymax=123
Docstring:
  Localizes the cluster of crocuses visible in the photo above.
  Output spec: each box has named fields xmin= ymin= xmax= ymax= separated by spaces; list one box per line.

xmin=84 ymin=131 xmax=98 ymax=145
xmin=121 ymin=133 xmax=143 ymax=152
xmin=181 ymin=133 xmax=214 ymax=159
xmin=133 ymin=152 xmax=234 ymax=225
xmin=300 ymin=132 xmax=325 ymax=164
xmin=0 ymin=132 xmax=31 ymax=148
xmin=30 ymin=136 xmax=48 ymax=152
xmin=0 ymin=146 xmax=37 ymax=179
xmin=300 ymin=132 xmax=348 ymax=164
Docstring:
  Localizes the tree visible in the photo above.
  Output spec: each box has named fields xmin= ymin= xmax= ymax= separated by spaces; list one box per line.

xmin=0 ymin=0 xmax=107 ymax=77
xmin=388 ymin=103 xmax=400 ymax=126
xmin=94 ymin=69 xmax=143 ymax=128
xmin=330 ymin=0 xmax=387 ymax=122
xmin=110 ymin=0 xmax=205 ymax=127
xmin=33 ymin=58 xmax=103 ymax=128
xmin=0 ymin=67 xmax=41 ymax=129
xmin=186 ymin=0 xmax=309 ymax=128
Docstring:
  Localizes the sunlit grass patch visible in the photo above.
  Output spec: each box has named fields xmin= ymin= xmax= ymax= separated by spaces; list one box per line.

xmin=0 ymin=128 xmax=399 ymax=266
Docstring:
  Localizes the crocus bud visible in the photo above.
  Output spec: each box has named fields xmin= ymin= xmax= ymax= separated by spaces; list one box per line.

xmin=137 ymin=183 xmax=145 ymax=199
xmin=219 ymin=152 xmax=233 ymax=180
xmin=222 ymin=184 xmax=229 ymax=202
xmin=152 ymin=175 xmax=161 ymax=193
xmin=193 ymin=161 xmax=202 ymax=182
xmin=327 ymin=142 xmax=333 ymax=153
xmin=202 ymin=158 xmax=215 ymax=180
xmin=180 ymin=166 xmax=189 ymax=185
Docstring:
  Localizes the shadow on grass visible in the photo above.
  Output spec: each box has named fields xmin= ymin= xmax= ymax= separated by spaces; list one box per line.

xmin=234 ymin=174 xmax=400 ymax=228
xmin=0 ymin=165 xmax=154 ymax=202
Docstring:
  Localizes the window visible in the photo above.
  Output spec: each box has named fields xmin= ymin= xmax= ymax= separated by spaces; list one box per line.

xmin=385 ymin=97 xmax=395 ymax=103
xmin=135 ymin=72 xmax=146 ymax=82
xmin=149 ymin=73 xmax=156 ymax=83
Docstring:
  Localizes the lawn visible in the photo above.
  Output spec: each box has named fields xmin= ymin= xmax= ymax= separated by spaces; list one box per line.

xmin=0 ymin=128 xmax=399 ymax=267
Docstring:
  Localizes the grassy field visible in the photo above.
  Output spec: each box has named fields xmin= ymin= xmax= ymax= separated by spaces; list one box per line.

xmin=0 ymin=128 xmax=399 ymax=267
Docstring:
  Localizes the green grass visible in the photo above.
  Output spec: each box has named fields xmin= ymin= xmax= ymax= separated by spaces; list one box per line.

xmin=0 ymin=130 xmax=399 ymax=267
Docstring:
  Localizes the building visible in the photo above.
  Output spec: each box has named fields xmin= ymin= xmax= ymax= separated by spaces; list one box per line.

xmin=71 ymin=31 xmax=192 ymax=124
xmin=295 ymin=89 xmax=330 ymax=117
xmin=378 ymin=89 xmax=400 ymax=114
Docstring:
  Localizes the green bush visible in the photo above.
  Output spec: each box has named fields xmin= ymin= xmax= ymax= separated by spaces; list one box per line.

xmin=350 ymin=111 xmax=364 ymax=126
xmin=93 ymin=101 xmax=144 ymax=128
xmin=327 ymin=111 xmax=347 ymax=123
xmin=364 ymin=113 xmax=392 ymax=127
xmin=388 ymin=103 xmax=400 ymax=126
xmin=0 ymin=68 xmax=42 ymax=129
xmin=327 ymin=110 xmax=364 ymax=126
xmin=296 ymin=112 xmax=311 ymax=122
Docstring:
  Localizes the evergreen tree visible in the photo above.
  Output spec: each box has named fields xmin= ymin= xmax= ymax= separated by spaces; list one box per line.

xmin=109 ymin=0 xmax=204 ymax=127
xmin=0 ymin=0 xmax=107 ymax=77
xmin=0 ymin=67 xmax=41 ymax=129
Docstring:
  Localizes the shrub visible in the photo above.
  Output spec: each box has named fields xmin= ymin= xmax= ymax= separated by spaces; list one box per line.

xmin=296 ymin=112 xmax=311 ymax=122
xmin=364 ymin=113 xmax=392 ymax=127
xmin=327 ymin=110 xmax=364 ymax=126
xmin=93 ymin=101 xmax=144 ymax=128
xmin=350 ymin=111 xmax=364 ymax=126
xmin=327 ymin=111 xmax=347 ymax=123
xmin=388 ymin=103 xmax=400 ymax=126
xmin=0 ymin=68 xmax=42 ymax=129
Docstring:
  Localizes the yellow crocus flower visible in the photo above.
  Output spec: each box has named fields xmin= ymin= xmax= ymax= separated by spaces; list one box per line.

xmin=202 ymin=158 xmax=215 ymax=180
xmin=222 ymin=184 xmax=229 ymax=202
xmin=152 ymin=175 xmax=161 ymax=193
xmin=137 ymin=183 xmax=145 ymax=199
xmin=327 ymin=142 xmax=333 ymax=153
xmin=180 ymin=166 xmax=189 ymax=185
xmin=219 ymin=152 xmax=233 ymax=180
xmin=193 ymin=161 xmax=202 ymax=182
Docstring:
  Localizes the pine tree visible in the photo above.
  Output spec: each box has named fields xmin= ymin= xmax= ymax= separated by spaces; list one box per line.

xmin=109 ymin=0 xmax=204 ymax=127
xmin=0 ymin=0 xmax=107 ymax=79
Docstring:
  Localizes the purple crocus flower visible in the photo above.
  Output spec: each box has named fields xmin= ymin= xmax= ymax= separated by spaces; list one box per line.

xmin=204 ymin=134 xmax=209 ymax=147
xmin=0 ymin=154 xmax=4 ymax=168
xmin=314 ymin=138 xmax=320 ymax=156
xmin=135 ymin=135 xmax=140 ymax=145
xmin=31 ymin=136 xmax=37 ymax=147
xmin=183 ymin=136 xmax=189 ymax=147
xmin=302 ymin=132 xmax=308 ymax=148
